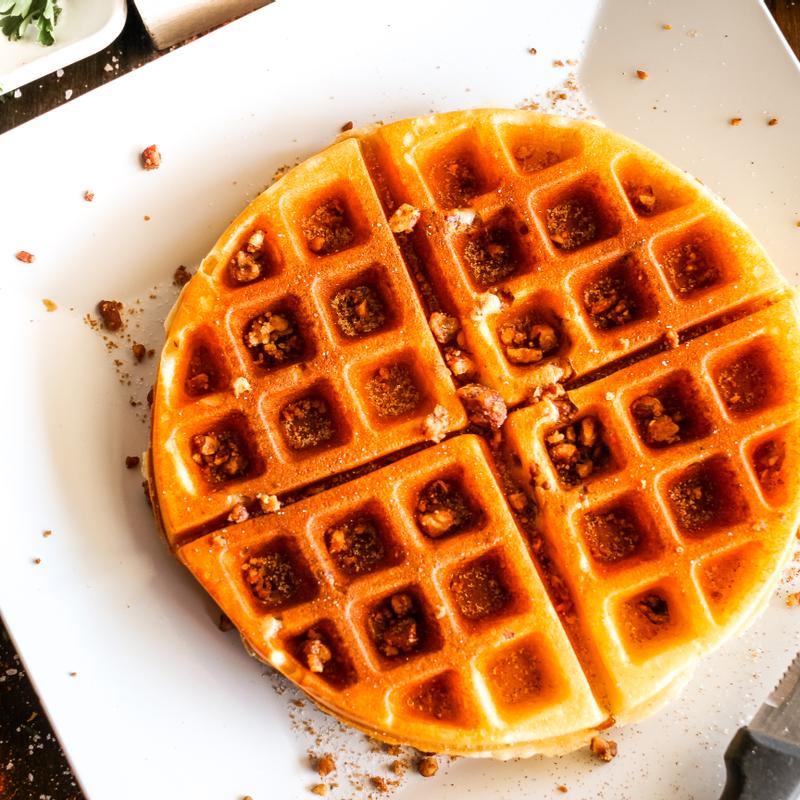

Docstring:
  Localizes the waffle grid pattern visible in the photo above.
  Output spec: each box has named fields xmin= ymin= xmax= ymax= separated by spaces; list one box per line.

xmin=504 ymin=300 xmax=800 ymax=712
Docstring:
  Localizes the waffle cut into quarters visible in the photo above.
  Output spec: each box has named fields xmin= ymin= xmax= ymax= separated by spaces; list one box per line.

xmin=149 ymin=109 xmax=800 ymax=758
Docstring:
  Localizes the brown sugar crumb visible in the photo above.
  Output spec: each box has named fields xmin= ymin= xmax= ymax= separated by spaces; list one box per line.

xmin=315 ymin=754 xmax=336 ymax=777
xmin=366 ymin=364 xmax=420 ymax=417
xmin=388 ymin=202 xmax=421 ymax=233
xmin=242 ymin=552 xmax=298 ymax=606
xmin=457 ymin=383 xmax=507 ymax=429
xmin=245 ymin=310 xmax=305 ymax=368
xmin=553 ymin=59 xmax=565 ymax=67
xmin=440 ymin=158 xmax=481 ymax=206
xmin=310 ymin=784 xmax=327 ymax=796
xmin=768 ymin=117 xmax=779 ymax=126
xmin=185 ymin=344 xmax=219 ymax=396
xmin=669 ymin=471 xmax=719 ymax=530
xmin=590 ymin=735 xmax=618 ymax=762
xmin=325 ymin=516 xmax=385 ymax=575
xmin=371 ymin=776 xmax=389 ymax=792
xmin=463 ymin=222 xmax=519 ymax=286
xmin=97 ymin=300 xmax=124 ymax=331
xmin=753 ymin=439 xmax=786 ymax=492
xmin=15 ymin=250 xmax=35 ymax=263
xmin=83 ymin=191 xmax=94 ymax=202
xmin=787 ymin=592 xmax=800 ymax=608
xmin=546 ymin=416 xmax=610 ymax=486
xmin=584 ymin=274 xmax=637 ymax=329
xmin=303 ymin=199 xmax=354 ymax=255
xmin=191 ymin=429 xmax=249 ymax=483
xmin=42 ymin=298 xmax=57 ymax=312
xmin=514 ymin=145 xmax=560 ymax=172
xmin=422 ymin=404 xmax=450 ymax=444
xmin=631 ymin=394 xmax=683 ymax=446
xmin=173 ymin=264 xmax=192 ymax=286
xmin=716 ymin=358 xmax=767 ymax=412
xmin=132 ymin=342 xmax=146 ymax=362
xmin=389 ymin=759 xmax=407 ymax=777
xmin=635 ymin=69 xmax=649 ymax=80
xmin=125 ymin=455 xmax=140 ymax=469
xmin=141 ymin=144 xmax=161 ymax=170
xmin=625 ymin=182 xmax=656 ymax=215
xmin=417 ymin=756 xmax=439 ymax=777
xmin=729 ymin=117 xmax=742 ymax=126
xmin=416 ymin=479 xmax=474 ymax=538
xmin=302 ymin=628 xmax=333 ymax=673
xmin=546 ymin=200 xmax=598 ymax=250
xmin=443 ymin=347 xmax=476 ymax=381
xmin=584 ymin=509 xmax=640 ymax=563
xmin=429 ymin=311 xmax=460 ymax=344
xmin=450 ymin=560 xmax=509 ymax=619
xmin=230 ymin=229 xmax=269 ymax=284
xmin=498 ymin=315 xmax=559 ymax=365
xmin=368 ymin=592 xmax=422 ymax=658
xmin=662 ymin=239 xmax=720 ymax=294
xmin=331 ymin=285 xmax=386 ymax=337
xmin=280 ymin=397 xmax=335 ymax=450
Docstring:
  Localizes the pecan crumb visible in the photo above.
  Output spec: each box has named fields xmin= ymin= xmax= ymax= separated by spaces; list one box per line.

xmin=590 ymin=735 xmax=618 ymax=762
xmin=315 ymin=754 xmax=336 ymax=777
xmin=369 ymin=593 xmax=421 ymax=658
xmin=97 ymin=300 xmax=124 ymax=331
xmin=228 ymin=503 xmax=249 ymax=524
xmin=416 ymin=479 xmax=474 ymax=538
xmin=33 ymin=557 xmax=42 ymax=565
xmin=173 ymin=264 xmax=192 ymax=286
xmin=768 ymin=117 xmax=779 ymax=126
xmin=662 ymin=23 xmax=672 ymax=30
xmin=232 ymin=376 xmax=252 ymax=398
xmin=15 ymin=250 xmax=35 ymax=263
xmin=371 ymin=776 xmax=389 ymax=792
xmin=499 ymin=315 xmax=559 ymax=365
xmin=444 ymin=347 xmax=476 ymax=381
xmin=256 ymin=493 xmax=281 ymax=513
xmin=388 ymin=203 xmax=421 ymax=233
xmin=422 ymin=404 xmax=450 ymax=444
xmin=141 ymin=144 xmax=161 ymax=170
xmin=43 ymin=530 xmax=52 ymax=538
xmin=42 ymin=298 xmax=57 ymax=312
xmin=457 ymin=383 xmax=507 ymax=429
xmin=557 ymin=785 xmax=568 ymax=793
xmin=528 ymin=47 xmax=537 ymax=54
xmin=340 ymin=120 xmax=354 ymax=132
xmin=417 ymin=756 xmax=438 ymax=777
xmin=302 ymin=628 xmax=332 ymax=673
xmin=729 ymin=117 xmax=742 ymax=126
xmin=635 ymin=69 xmax=649 ymax=80
xmin=125 ymin=455 xmax=140 ymax=469
xmin=310 ymin=785 xmax=327 ymax=796
xmin=787 ymin=592 xmax=800 ymax=608
xmin=429 ymin=311 xmax=460 ymax=345
xmin=132 ymin=342 xmax=146 ymax=362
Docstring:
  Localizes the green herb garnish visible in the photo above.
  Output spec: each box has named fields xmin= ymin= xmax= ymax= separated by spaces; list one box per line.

xmin=0 ymin=1 xmax=62 ymax=46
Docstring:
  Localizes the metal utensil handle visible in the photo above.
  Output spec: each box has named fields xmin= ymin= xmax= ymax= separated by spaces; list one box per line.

xmin=720 ymin=727 xmax=800 ymax=800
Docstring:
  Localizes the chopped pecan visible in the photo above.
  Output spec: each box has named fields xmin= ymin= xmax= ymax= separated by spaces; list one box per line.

xmin=422 ymin=404 xmax=449 ymax=444
xmin=429 ymin=311 xmax=460 ymax=345
xmin=546 ymin=415 xmax=609 ymax=485
xmin=230 ymin=229 xmax=269 ymax=284
xmin=546 ymin=200 xmax=598 ymax=250
xmin=369 ymin=592 xmax=421 ymax=658
xmin=415 ymin=479 xmax=474 ymax=538
xmin=498 ymin=315 xmax=559 ymax=365
xmin=388 ymin=202 xmax=421 ymax=233
xmin=141 ymin=144 xmax=161 ymax=170
xmin=457 ymin=383 xmax=507 ymax=429
xmin=589 ymin=735 xmax=618 ymax=762
xmin=302 ymin=629 xmax=333 ymax=673
xmin=97 ymin=300 xmax=124 ymax=331
xmin=444 ymin=347 xmax=477 ymax=381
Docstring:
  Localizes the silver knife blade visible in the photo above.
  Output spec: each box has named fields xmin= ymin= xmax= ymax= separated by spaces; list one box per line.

xmin=750 ymin=651 xmax=800 ymax=742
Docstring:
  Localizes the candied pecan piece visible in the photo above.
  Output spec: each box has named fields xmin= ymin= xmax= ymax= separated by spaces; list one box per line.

xmin=97 ymin=299 xmax=124 ymax=331
xmin=191 ymin=430 xmax=249 ymax=483
xmin=546 ymin=415 xmax=610 ymax=485
xmin=244 ymin=309 xmax=304 ymax=368
xmin=457 ymin=383 xmax=507 ymax=429
xmin=415 ymin=479 xmax=474 ymax=538
xmin=229 ymin=229 xmax=269 ymax=284
xmin=590 ymin=735 xmax=618 ymax=762
xmin=141 ymin=144 xmax=161 ymax=170
xmin=331 ymin=285 xmax=386 ymax=337
xmin=428 ymin=311 xmax=460 ymax=345
xmin=388 ymin=202 xmax=421 ymax=233
xmin=443 ymin=347 xmax=476 ymax=381
xmin=498 ymin=315 xmax=559 ymax=365
xmin=369 ymin=592 xmax=421 ymax=658
xmin=302 ymin=629 xmax=332 ymax=673
xmin=242 ymin=551 xmax=297 ymax=606
xmin=303 ymin=199 xmax=354 ymax=255
xmin=422 ymin=404 xmax=449 ymax=444
xmin=631 ymin=393 xmax=682 ymax=446
xmin=546 ymin=200 xmax=598 ymax=250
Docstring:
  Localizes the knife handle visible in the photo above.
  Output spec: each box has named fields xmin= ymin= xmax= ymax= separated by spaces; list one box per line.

xmin=720 ymin=726 xmax=800 ymax=800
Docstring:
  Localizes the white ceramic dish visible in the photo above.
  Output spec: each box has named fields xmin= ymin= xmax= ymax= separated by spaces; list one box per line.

xmin=1 ymin=0 xmax=800 ymax=798
xmin=0 ymin=0 xmax=126 ymax=95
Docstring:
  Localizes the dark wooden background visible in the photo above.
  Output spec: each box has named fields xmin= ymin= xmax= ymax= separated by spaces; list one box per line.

xmin=1 ymin=1 xmax=798 ymax=797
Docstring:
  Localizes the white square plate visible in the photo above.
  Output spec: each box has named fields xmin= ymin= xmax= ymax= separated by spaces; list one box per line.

xmin=0 ymin=0 xmax=127 ymax=95
xmin=2 ymin=1 xmax=800 ymax=798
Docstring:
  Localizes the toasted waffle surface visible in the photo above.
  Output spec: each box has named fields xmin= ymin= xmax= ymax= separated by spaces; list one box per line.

xmin=150 ymin=109 xmax=800 ymax=757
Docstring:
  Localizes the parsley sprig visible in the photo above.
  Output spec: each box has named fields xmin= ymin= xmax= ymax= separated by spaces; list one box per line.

xmin=0 ymin=0 xmax=62 ymax=46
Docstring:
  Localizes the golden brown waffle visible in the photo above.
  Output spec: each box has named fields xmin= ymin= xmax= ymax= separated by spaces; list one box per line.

xmin=149 ymin=109 xmax=800 ymax=757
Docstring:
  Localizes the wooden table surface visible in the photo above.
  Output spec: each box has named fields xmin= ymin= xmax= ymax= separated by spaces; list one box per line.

xmin=1 ymin=1 xmax=798 ymax=797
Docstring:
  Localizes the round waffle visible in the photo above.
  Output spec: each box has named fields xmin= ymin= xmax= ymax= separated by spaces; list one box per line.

xmin=149 ymin=109 xmax=800 ymax=757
